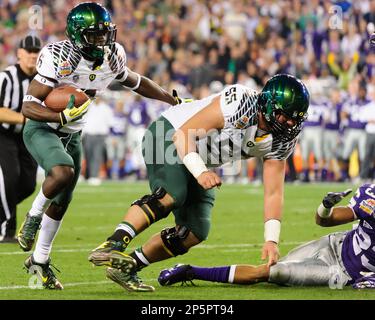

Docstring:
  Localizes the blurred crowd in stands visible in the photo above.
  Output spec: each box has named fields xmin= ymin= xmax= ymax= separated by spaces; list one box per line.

xmin=1 ymin=0 xmax=375 ymax=184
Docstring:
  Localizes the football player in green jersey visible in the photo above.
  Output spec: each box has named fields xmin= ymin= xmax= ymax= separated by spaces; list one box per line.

xmin=18 ymin=2 xmax=180 ymax=289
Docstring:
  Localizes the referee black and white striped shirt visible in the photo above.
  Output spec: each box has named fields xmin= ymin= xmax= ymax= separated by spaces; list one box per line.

xmin=0 ymin=64 xmax=35 ymax=134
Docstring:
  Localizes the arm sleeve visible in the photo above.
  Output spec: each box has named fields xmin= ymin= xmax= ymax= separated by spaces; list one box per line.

xmin=110 ymin=43 xmax=128 ymax=81
xmin=263 ymin=136 xmax=298 ymax=160
xmin=219 ymin=84 xmax=259 ymax=129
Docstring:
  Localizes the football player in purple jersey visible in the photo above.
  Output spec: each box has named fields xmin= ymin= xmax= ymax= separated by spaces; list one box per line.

xmin=299 ymin=95 xmax=326 ymax=182
xmin=159 ymin=183 xmax=375 ymax=289
xmin=322 ymin=88 xmax=343 ymax=182
xmin=340 ymin=82 xmax=370 ymax=181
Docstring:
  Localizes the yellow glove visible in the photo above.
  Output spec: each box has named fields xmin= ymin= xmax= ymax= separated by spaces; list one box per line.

xmin=59 ymin=95 xmax=91 ymax=126
xmin=172 ymin=89 xmax=193 ymax=104
xmin=352 ymin=51 xmax=359 ymax=63
xmin=327 ymin=52 xmax=335 ymax=65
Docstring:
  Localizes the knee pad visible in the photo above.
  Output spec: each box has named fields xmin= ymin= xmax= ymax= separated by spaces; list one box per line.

xmin=269 ymin=262 xmax=291 ymax=285
xmin=160 ymin=226 xmax=189 ymax=257
xmin=131 ymin=187 xmax=171 ymax=226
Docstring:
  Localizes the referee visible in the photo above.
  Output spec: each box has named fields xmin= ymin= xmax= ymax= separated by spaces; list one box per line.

xmin=0 ymin=35 xmax=41 ymax=243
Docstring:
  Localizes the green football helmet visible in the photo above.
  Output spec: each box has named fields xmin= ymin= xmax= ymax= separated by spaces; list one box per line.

xmin=66 ymin=2 xmax=117 ymax=60
xmin=258 ymin=74 xmax=310 ymax=141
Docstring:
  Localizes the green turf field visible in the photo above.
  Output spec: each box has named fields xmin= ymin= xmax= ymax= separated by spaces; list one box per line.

xmin=1 ymin=181 xmax=374 ymax=300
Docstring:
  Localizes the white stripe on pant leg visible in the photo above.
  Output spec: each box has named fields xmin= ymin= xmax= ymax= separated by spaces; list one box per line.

xmin=0 ymin=166 xmax=11 ymax=236
xmin=1 ymin=221 xmax=7 ymax=238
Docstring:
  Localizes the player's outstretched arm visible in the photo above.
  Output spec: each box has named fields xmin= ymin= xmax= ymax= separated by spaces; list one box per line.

xmin=0 ymin=107 xmax=25 ymax=125
xmin=315 ymin=189 xmax=356 ymax=227
xmin=119 ymin=68 xmax=176 ymax=105
xmin=261 ymin=159 xmax=285 ymax=266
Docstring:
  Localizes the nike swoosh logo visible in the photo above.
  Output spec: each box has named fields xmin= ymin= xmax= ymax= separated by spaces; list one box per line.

xmin=36 ymin=270 xmax=48 ymax=283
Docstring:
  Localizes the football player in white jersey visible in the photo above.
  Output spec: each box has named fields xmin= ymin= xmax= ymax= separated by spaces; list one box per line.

xmin=17 ymin=2 xmax=179 ymax=289
xmin=88 ymin=74 xmax=310 ymax=292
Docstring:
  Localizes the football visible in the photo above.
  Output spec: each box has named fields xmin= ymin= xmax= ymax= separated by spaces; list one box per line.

xmin=44 ymin=86 xmax=89 ymax=112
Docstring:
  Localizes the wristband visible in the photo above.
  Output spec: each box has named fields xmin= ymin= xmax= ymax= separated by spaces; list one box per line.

xmin=182 ymin=152 xmax=208 ymax=178
xmin=23 ymin=95 xmax=42 ymax=104
xmin=34 ymin=74 xmax=56 ymax=88
xmin=317 ymin=203 xmax=333 ymax=218
xmin=264 ymin=219 xmax=281 ymax=244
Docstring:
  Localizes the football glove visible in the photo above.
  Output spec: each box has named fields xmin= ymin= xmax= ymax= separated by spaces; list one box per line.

xmin=352 ymin=272 xmax=375 ymax=289
xmin=59 ymin=95 xmax=91 ymax=126
xmin=172 ymin=89 xmax=193 ymax=104
xmin=322 ymin=189 xmax=352 ymax=209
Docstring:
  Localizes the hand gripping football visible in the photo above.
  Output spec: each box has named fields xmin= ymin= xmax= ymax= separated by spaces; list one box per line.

xmin=44 ymin=86 xmax=89 ymax=112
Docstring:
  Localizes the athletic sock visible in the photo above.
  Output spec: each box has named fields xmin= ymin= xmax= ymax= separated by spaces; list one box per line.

xmin=33 ymin=215 xmax=62 ymax=264
xmin=130 ymin=247 xmax=150 ymax=270
xmin=107 ymin=221 xmax=137 ymax=248
xmin=29 ymin=187 xmax=52 ymax=217
xmin=190 ymin=265 xmax=235 ymax=283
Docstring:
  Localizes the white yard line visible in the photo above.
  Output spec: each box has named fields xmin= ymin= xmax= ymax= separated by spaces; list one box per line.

xmin=0 ymin=241 xmax=305 ymax=291
xmin=0 ymin=280 xmax=112 ymax=290
xmin=0 ymin=241 xmax=303 ymax=256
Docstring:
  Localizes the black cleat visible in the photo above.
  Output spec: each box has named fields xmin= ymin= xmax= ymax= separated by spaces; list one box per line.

xmin=88 ymin=240 xmax=127 ymax=267
xmin=105 ymin=254 xmax=155 ymax=293
xmin=0 ymin=236 xmax=18 ymax=244
xmin=17 ymin=213 xmax=42 ymax=251
xmin=24 ymin=255 xmax=63 ymax=290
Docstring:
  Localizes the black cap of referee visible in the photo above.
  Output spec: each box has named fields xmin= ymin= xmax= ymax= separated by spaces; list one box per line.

xmin=19 ymin=35 xmax=42 ymax=53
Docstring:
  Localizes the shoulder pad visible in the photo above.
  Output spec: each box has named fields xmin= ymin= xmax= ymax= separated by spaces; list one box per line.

xmin=44 ymin=40 xmax=81 ymax=79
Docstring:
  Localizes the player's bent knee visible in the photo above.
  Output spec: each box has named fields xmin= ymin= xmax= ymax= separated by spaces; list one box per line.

xmin=160 ymin=226 xmax=190 ymax=257
xmin=131 ymin=187 xmax=172 ymax=225
xmin=50 ymin=166 xmax=75 ymax=186
xmin=268 ymin=262 xmax=291 ymax=285
xmin=189 ymin=219 xmax=211 ymax=242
